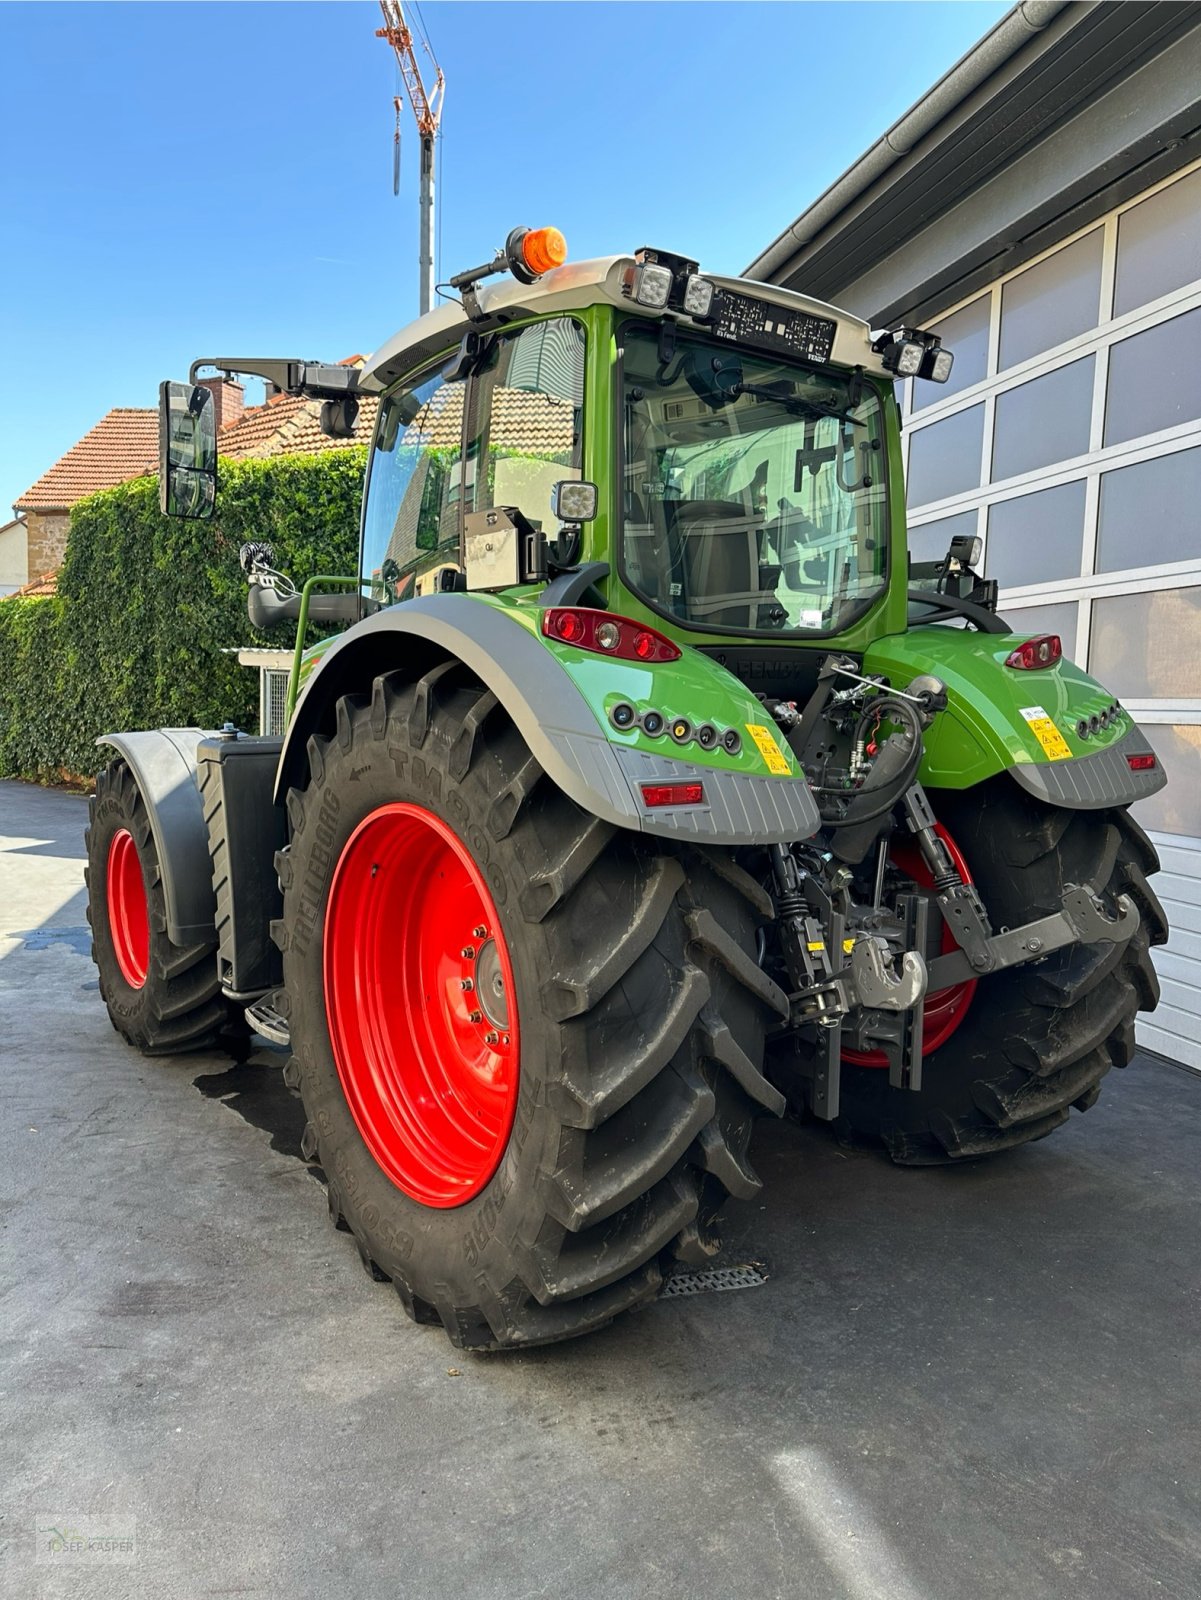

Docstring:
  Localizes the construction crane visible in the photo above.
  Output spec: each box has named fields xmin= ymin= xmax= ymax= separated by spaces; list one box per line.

xmin=376 ymin=0 xmax=445 ymax=315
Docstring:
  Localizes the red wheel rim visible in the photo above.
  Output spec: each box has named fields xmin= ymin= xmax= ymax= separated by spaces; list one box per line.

xmin=323 ymin=803 xmax=520 ymax=1209
xmin=843 ymin=822 xmax=978 ymax=1067
xmin=106 ymin=827 xmax=150 ymax=989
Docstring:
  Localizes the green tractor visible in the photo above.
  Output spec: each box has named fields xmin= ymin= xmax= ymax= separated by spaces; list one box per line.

xmin=85 ymin=227 xmax=1168 ymax=1350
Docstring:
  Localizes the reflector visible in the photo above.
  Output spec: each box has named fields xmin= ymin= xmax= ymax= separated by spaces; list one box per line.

xmin=641 ymin=782 xmax=705 ymax=808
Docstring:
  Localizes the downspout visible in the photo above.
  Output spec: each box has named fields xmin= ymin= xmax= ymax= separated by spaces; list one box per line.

xmin=744 ymin=0 xmax=1073 ymax=281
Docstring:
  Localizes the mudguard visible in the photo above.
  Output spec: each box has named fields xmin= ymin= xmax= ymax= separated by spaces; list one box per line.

xmin=96 ymin=728 xmax=217 ymax=946
xmin=274 ymin=593 xmax=822 ymax=847
xmin=864 ymin=628 xmax=1167 ymax=809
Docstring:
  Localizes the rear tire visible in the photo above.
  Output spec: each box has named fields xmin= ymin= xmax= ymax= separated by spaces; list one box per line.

xmin=833 ymin=777 xmax=1167 ymax=1164
xmin=86 ymin=759 xmax=231 ymax=1055
xmin=276 ymin=662 xmax=788 ymax=1350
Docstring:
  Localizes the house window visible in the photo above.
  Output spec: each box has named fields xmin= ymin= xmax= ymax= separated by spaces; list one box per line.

xmin=1097 ymin=446 xmax=1201 ymax=572
xmin=1089 ymin=587 xmax=1201 ymax=699
xmin=1114 ymin=165 xmax=1201 ymax=317
xmin=985 ymin=480 xmax=1086 ymax=589
xmin=1103 ymin=307 xmax=1201 ymax=448
xmin=991 ymin=357 xmax=1094 ymax=481
xmin=905 ymin=405 xmax=984 ymax=507
xmin=911 ymin=295 xmax=990 ymax=410
xmin=998 ymin=229 xmax=1103 ymax=370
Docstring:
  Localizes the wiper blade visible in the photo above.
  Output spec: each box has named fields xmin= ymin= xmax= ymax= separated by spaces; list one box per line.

xmin=733 ymin=380 xmax=864 ymax=426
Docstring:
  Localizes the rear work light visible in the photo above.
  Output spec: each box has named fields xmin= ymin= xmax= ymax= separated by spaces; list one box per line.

xmin=1005 ymin=634 xmax=1062 ymax=670
xmin=1127 ymin=753 xmax=1157 ymax=772
xmin=542 ymin=608 xmax=681 ymax=663
xmin=641 ymin=782 xmax=705 ymax=808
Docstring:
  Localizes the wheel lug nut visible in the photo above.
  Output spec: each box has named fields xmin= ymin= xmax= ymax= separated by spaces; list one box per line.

xmin=460 ymin=978 xmax=474 ymax=992
xmin=469 ymin=1010 xmax=482 ymax=1023
xmin=473 ymin=925 xmax=487 ymax=939
xmin=461 ymin=945 xmax=475 ymax=959
xmin=484 ymin=1031 xmax=499 ymax=1045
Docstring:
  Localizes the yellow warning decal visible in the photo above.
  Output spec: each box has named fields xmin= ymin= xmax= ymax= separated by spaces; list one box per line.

xmin=842 ymin=938 xmax=856 ymax=954
xmin=806 ymin=941 xmax=825 ymax=953
xmin=744 ymin=722 xmax=792 ymax=776
xmin=1020 ymin=705 xmax=1072 ymax=762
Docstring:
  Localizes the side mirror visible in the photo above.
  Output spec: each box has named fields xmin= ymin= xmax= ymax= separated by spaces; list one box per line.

xmin=551 ymin=479 xmax=598 ymax=523
xmin=159 ymin=381 xmax=216 ymax=519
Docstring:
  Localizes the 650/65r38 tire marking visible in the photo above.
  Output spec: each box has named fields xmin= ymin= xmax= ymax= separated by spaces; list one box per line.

xmin=323 ymin=802 xmax=520 ymax=1209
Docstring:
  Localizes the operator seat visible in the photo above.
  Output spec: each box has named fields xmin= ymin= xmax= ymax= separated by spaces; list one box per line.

xmin=667 ymin=500 xmax=767 ymax=630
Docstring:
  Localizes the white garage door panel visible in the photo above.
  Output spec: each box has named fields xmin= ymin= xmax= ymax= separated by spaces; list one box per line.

xmin=1143 ymin=830 xmax=1201 ymax=1072
xmin=1138 ymin=1017 xmax=1201 ymax=1072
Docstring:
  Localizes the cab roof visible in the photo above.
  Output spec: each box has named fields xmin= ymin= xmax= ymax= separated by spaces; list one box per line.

xmin=358 ymin=253 xmax=892 ymax=393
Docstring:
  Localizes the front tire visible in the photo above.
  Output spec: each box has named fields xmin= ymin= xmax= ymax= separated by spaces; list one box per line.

xmin=85 ymin=759 xmax=230 ymax=1055
xmin=834 ymin=777 xmax=1167 ymax=1164
xmin=276 ymin=662 xmax=788 ymax=1350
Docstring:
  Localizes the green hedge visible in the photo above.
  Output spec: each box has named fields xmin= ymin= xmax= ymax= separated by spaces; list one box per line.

xmin=0 ymin=449 xmax=366 ymax=783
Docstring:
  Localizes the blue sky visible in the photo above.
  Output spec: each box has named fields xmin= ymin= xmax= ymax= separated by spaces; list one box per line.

xmin=0 ymin=0 xmax=1008 ymax=521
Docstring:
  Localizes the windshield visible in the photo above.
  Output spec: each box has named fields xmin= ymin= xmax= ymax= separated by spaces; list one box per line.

xmin=620 ymin=324 xmax=889 ymax=635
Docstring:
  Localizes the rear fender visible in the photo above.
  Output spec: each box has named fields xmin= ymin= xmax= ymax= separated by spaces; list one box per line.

xmin=274 ymin=593 xmax=822 ymax=846
xmin=864 ymin=628 xmax=1166 ymax=809
xmin=96 ymin=728 xmax=218 ymax=945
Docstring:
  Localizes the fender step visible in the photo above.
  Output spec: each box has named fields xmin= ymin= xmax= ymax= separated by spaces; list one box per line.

xmin=244 ymin=990 xmax=290 ymax=1047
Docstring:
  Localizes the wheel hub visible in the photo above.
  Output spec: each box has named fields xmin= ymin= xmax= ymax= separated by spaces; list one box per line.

xmin=323 ymin=803 xmax=520 ymax=1208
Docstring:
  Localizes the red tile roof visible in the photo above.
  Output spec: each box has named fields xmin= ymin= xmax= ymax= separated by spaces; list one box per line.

xmin=217 ymin=391 xmax=380 ymax=459
xmin=4 ymin=569 xmax=58 ymax=599
xmin=16 ymin=409 xmax=159 ymax=511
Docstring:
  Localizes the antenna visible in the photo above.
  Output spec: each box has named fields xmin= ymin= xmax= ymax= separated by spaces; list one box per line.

xmin=376 ymin=0 xmax=445 ymax=315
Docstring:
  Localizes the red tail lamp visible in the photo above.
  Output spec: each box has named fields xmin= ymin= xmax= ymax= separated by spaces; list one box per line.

xmin=1127 ymin=753 xmax=1157 ymax=772
xmin=641 ymin=782 xmax=705 ymax=808
xmin=542 ymin=608 xmax=681 ymax=663
xmin=1005 ymin=634 xmax=1062 ymax=670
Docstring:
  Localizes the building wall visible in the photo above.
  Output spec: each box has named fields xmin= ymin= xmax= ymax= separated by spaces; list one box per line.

xmin=896 ymin=157 xmax=1201 ymax=1068
xmin=21 ymin=509 xmax=72 ymax=578
xmin=0 ymin=520 xmax=28 ymax=596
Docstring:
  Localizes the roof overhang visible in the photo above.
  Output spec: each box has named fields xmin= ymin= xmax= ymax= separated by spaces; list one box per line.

xmin=748 ymin=0 xmax=1201 ymax=326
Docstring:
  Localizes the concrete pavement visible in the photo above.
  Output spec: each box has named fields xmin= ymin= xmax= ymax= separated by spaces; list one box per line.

xmin=2 ymin=776 xmax=1199 ymax=1600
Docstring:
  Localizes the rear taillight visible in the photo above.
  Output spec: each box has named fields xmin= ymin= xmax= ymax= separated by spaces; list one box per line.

xmin=1005 ymin=634 xmax=1062 ymax=670
xmin=542 ymin=608 xmax=681 ymax=662
xmin=641 ymin=782 xmax=705 ymax=808
xmin=1127 ymin=753 xmax=1157 ymax=772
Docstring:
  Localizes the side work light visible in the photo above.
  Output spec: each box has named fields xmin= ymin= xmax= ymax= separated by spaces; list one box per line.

xmin=874 ymin=327 xmax=954 ymax=383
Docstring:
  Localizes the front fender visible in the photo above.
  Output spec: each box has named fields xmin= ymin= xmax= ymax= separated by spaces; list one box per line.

xmin=275 ymin=593 xmax=821 ymax=846
xmin=864 ymin=628 xmax=1166 ymax=809
xmin=96 ymin=728 xmax=217 ymax=945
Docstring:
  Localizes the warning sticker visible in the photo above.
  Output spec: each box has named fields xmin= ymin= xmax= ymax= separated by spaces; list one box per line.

xmin=744 ymin=722 xmax=792 ymax=776
xmin=1020 ymin=705 xmax=1073 ymax=762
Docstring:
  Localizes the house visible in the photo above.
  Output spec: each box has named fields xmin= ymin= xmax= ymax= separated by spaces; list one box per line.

xmin=12 ymin=408 xmax=160 ymax=584
xmin=0 ymin=516 xmax=28 ymax=597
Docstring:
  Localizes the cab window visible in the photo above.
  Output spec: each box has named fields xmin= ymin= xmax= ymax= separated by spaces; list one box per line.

xmin=465 ymin=318 xmax=585 ymax=529
xmin=361 ymin=363 xmax=465 ymax=603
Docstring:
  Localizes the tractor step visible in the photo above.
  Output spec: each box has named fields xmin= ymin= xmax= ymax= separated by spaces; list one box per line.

xmin=244 ymin=991 xmax=290 ymax=1048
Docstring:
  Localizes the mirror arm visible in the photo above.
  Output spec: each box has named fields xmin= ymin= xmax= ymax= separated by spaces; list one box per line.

xmin=188 ymin=357 xmax=360 ymax=401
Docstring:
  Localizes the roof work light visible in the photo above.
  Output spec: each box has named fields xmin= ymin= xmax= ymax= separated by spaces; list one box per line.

xmin=874 ymin=326 xmax=955 ymax=383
